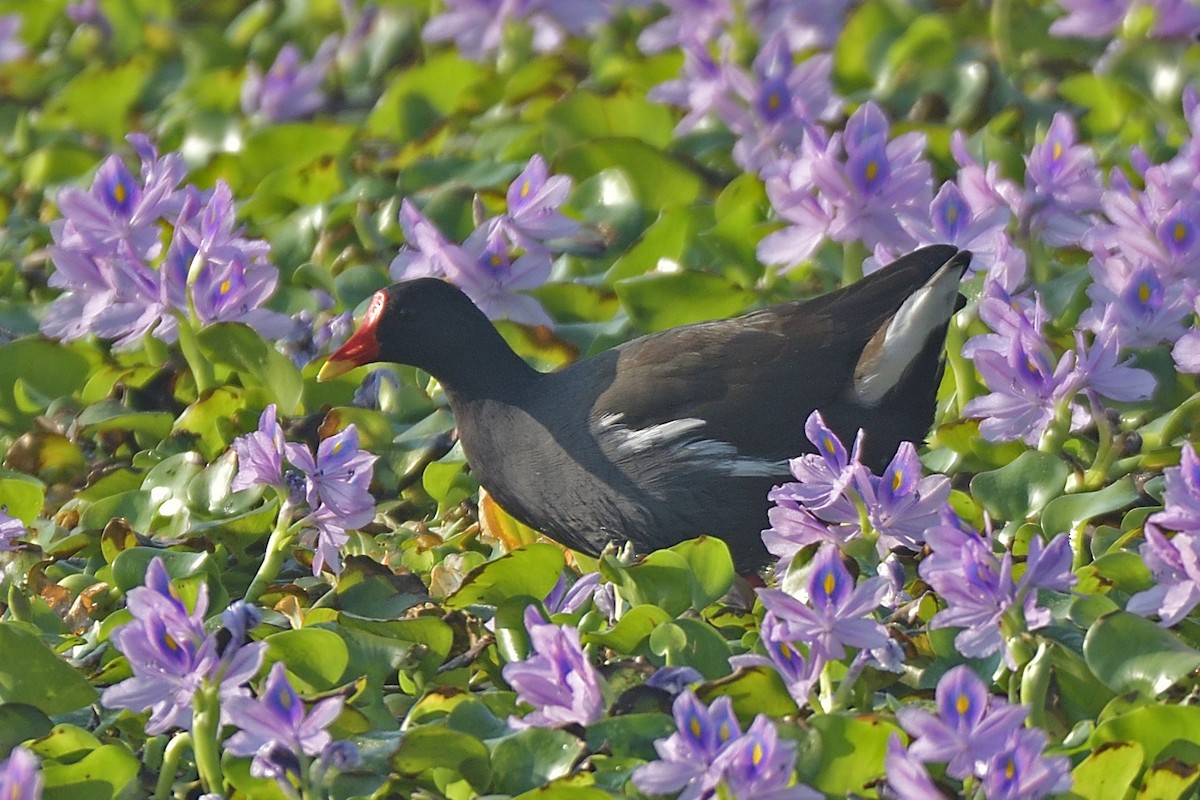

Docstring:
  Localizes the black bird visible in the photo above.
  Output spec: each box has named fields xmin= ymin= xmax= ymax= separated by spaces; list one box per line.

xmin=318 ymin=245 xmax=971 ymax=572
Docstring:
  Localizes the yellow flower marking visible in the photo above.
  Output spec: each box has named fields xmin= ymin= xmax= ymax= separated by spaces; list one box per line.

xmin=752 ymin=742 xmax=764 ymax=765
xmin=1138 ymin=281 xmax=1152 ymax=304
xmin=955 ymin=692 xmax=970 ymax=716
xmin=1052 ymin=140 xmax=1063 ymax=161
xmin=220 ymin=278 xmax=232 ymax=296
xmin=520 ymin=179 xmax=532 ymax=198
xmin=1174 ymin=221 xmax=1188 ymax=243
xmin=690 ymin=716 xmax=702 ymax=739
xmin=113 ymin=181 xmax=127 ymax=205
xmin=892 ymin=469 xmax=904 ymax=491
xmin=864 ymin=160 xmax=879 ymax=182
xmin=823 ymin=569 xmax=836 ymax=597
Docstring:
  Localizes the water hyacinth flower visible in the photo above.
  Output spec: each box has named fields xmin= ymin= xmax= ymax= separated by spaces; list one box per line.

xmin=285 ymin=424 xmax=377 ymax=531
xmin=636 ymin=0 xmax=734 ymax=55
xmin=43 ymin=138 xmax=291 ymax=349
xmin=502 ymin=605 xmax=604 ymax=729
xmin=0 ymin=747 xmax=41 ymax=800
xmin=763 ymin=411 xmax=950 ymax=566
xmin=223 ymin=662 xmax=346 ymax=759
xmin=1020 ymin=112 xmax=1103 ymax=247
xmin=1127 ymin=443 xmax=1200 ymax=625
xmin=101 ymin=558 xmax=265 ymax=734
xmin=891 ymin=666 xmax=1071 ymax=798
xmin=1049 ymin=0 xmax=1200 ymax=40
xmin=0 ymin=508 xmax=26 ymax=552
xmin=241 ymin=36 xmax=339 ymax=123
xmin=423 ymin=0 xmax=611 ymax=61
xmin=729 ymin=613 xmax=822 ymax=707
xmin=0 ymin=15 xmax=25 ymax=63
xmin=919 ymin=521 xmax=1075 ymax=669
xmin=633 ymin=692 xmax=818 ymax=800
xmin=758 ymin=544 xmax=890 ymax=663
xmin=390 ymin=165 xmax=570 ymax=326
xmin=231 ymin=405 xmax=287 ymax=492
xmin=758 ymin=102 xmax=931 ymax=271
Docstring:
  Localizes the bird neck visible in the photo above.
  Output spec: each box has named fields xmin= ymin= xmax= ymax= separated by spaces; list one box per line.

xmin=420 ymin=318 xmax=540 ymax=403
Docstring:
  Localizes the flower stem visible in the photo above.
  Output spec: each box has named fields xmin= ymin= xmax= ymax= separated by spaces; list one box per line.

xmin=245 ymin=502 xmax=299 ymax=605
xmin=155 ymin=732 xmax=191 ymax=800
xmin=841 ymin=241 xmax=866 ymax=285
xmin=176 ymin=312 xmax=215 ymax=395
xmin=192 ymin=684 xmax=223 ymax=794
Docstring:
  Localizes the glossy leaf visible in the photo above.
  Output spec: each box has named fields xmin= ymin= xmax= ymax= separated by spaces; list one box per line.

xmin=445 ymin=543 xmax=565 ymax=610
xmin=0 ymin=623 xmax=97 ymax=715
xmin=1083 ymin=611 xmax=1200 ymax=694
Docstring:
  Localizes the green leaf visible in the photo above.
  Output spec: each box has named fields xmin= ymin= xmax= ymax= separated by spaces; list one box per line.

xmin=0 ymin=470 xmax=44 ymax=524
xmin=0 ymin=623 xmax=97 ymax=715
xmin=240 ymin=122 xmax=355 ymax=180
xmin=1083 ymin=611 xmax=1200 ymax=694
xmin=489 ymin=727 xmax=586 ymax=795
xmin=649 ymin=618 xmax=732 ymax=680
xmin=265 ymin=628 xmax=351 ymax=690
xmin=605 ymin=549 xmax=692 ymax=617
xmin=585 ymin=604 xmax=671 ymax=653
xmin=1069 ymin=741 xmax=1144 ymax=800
xmin=615 ymin=270 xmax=755 ymax=332
xmin=0 ymin=339 xmax=90 ymax=428
xmin=196 ymin=323 xmax=304 ymax=414
xmin=0 ymin=703 xmax=53 ymax=752
xmin=699 ymin=666 xmax=800 ymax=719
xmin=445 ymin=543 xmax=565 ymax=610
xmin=669 ymin=537 xmax=735 ymax=610
xmin=109 ymin=547 xmax=229 ymax=612
xmin=75 ymin=401 xmax=174 ymax=440
xmin=40 ymin=742 xmax=139 ymax=800
xmin=391 ymin=724 xmax=492 ymax=792
xmin=1090 ymin=704 xmax=1200 ymax=766
xmin=969 ymin=450 xmax=1070 ymax=523
xmin=585 ymin=713 xmax=674 ymax=760
xmin=799 ymin=713 xmax=899 ymax=797
xmin=558 ymin=139 xmax=705 ymax=211
xmin=366 ymin=51 xmax=484 ymax=140
xmin=1041 ymin=477 xmax=1140 ymax=537
xmin=43 ymin=58 xmax=151 ymax=140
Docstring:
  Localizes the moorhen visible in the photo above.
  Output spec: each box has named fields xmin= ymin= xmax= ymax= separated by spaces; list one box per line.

xmin=318 ymin=245 xmax=971 ymax=571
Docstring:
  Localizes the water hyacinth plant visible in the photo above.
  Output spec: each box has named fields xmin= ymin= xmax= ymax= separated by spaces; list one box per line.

xmin=0 ymin=0 xmax=1199 ymax=798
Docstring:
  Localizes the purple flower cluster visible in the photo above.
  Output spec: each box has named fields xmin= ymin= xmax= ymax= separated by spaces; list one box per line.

xmin=963 ymin=278 xmax=1154 ymax=445
xmin=43 ymin=136 xmax=291 ymax=349
xmin=101 ymin=559 xmax=266 ymax=734
xmin=1127 ymin=442 xmax=1200 ymax=625
xmin=633 ymin=692 xmax=819 ymax=800
xmin=763 ymin=411 xmax=950 ymax=569
xmin=0 ymin=747 xmax=40 ymax=800
xmin=242 ymin=36 xmax=338 ymax=123
xmin=757 ymin=102 xmax=931 ymax=270
xmin=887 ymin=666 xmax=1071 ymax=799
xmin=1071 ymin=91 xmax=1200 ymax=374
xmin=223 ymin=662 xmax=347 ymax=765
xmin=734 ymin=544 xmax=893 ymax=706
xmin=1050 ymin=0 xmax=1200 ymax=40
xmin=0 ymin=14 xmax=25 ymax=63
xmin=231 ymin=405 xmax=378 ymax=574
xmin=0 ymin=507 xmax=26 ymax=552
xmin=390 ymin=154 xmax=580 ymax=326
xmin=423 ymin=0 xmax=613 ymax=61
xmin=502 ymin=605 xmax=604 ymax=729
xmin=919 ymin=519 xmax=1075 ymax=670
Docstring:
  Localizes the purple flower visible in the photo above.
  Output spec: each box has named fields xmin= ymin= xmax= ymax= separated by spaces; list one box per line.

xmin=758 ymin=103 xmax=931 ymax=270
xmin=1021 ymin=112 xmax=1103 ymax=247
xmin=1072 ymin=325 xmax=1156 ymax=403
xmin=725 ymin=35 xmax=839 ymax=172
xmin=771 ymin=410 xmax=866 ymax=519
xmin=1082 ymin=259 xmax=1192 ymax=350
xmin=633 ymin=692 xmax=741 ymax=799
xmin=758 ymin=544 xmax=890 ymax=663
xmin=762 ymin=498 xmax=845 ymax=571
xmin=964 ymin=329 xmax=1081 ymax=445
xmin=856 ymin=442 xmax=950 ymax=551
xmin=895 ymin=666 xmax=1027 ymax=780
xmin=304 ymin=505 xmax=352 ymax=576
xmin=884 ymin=734 xmax=947 ymax=799
xmin=746 ymin=0 xmax=853 ymax=52
xmin=241 ymin=36 xmax=338 ymax=123
xmin=542 ymin=570 xmax=603 ymax=616
xmin=101 ymin=558 xmax=264 ymax=734
xmin=424 ymin=0 xmax=610 ymax=60
xmin=0 ymin=747 xmax=41 ymax=800
xmin=920 ymin=524 xmax=1075 ymax=668
xmin=497 ymin=154 xmax=581 ymax=253
xmin=390 ymin=200 xmax=555 ymax=326
xmin=0 ymin=15 xmax=26 ymax=64
xmin=232 ymin=405 xmax=287 ymax=492
xmin=224 ymin=662 xmax=346 ymax=758
xmin=1128 ymin=444 xmax=1200 ymax=625
xmin=634 ymin=692 xmax=817 ymax=799
xmin=982 ymin=726 xmax=1073 ymax=800
xmin=1048 ymin=0 xmax=1126 ymax=38
xmin=502 ymin=606 xmax=604 ymax=729
xmin=637 ymin=0 xmax=734 ymax=54
xmin=729 ymin=614 xmax=821 ymax=707
xmin=647 ymin=39 xmax=741 ymax=137
xmin=711 ymin=715 xmax=820 ymax=800
xmin=0 ymin=508 xmax=26 ymax=552
xmin=285 ymin=424 xmax=377 ymax=531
